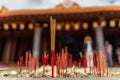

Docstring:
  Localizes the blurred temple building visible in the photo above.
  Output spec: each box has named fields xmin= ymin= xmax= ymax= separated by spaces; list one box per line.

xmin=0 ymin=0 xmax=120 ymax=64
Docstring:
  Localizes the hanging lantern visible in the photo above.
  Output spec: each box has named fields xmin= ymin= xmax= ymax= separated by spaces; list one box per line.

xmin=3 ymin=23 xmax=9 ymax=30
xmin=56 ymin=23 xmax=62 ymax=31
xmin=83 ymin=22 xmax=88 ymax=30
xmin=110 ymin=20 xmax=115 ymax=28
xmin=28 ymin=23 xmax=34 ymax=30
xmin=19 ymin=23 xmax=25 ymax=30
xmin=43 ymin=23 xmax=48 ymax=28
xmin=65 ymin=23 xmax=70 ymax=31
xmin=100 ymin=20 xmax=106 ymax=27
xmin=74 ymin=22 xmax=80 ymax=31
xmin=93 ymin=21 xmax=99 ymax=29
xmin=11 ymin=23 xmax=17 ymax=30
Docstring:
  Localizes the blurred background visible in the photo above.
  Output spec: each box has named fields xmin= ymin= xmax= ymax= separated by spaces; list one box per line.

xmin=0 ymin=0 xmax=120 ymax=66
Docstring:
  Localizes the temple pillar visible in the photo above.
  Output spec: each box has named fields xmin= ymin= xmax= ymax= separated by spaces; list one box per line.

xmin=32 ymin=26 xmax=42 ymax=60
xmin=2 ymin=38 xmax=12 ymax=64
xmin=10 ymin=38 xmax=17 ymax=63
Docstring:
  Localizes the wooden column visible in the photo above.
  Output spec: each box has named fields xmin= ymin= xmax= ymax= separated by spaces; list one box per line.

xmin=10 ymin=38 xmax=17 ymax=63
xmin=2 ymin=38 xmax=12 ymax=64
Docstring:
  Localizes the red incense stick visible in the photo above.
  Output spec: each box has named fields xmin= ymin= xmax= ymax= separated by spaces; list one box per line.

xmin=26 ymin=52 xmax=29 ymax=70
xmin=29 ymin=51 xmax=32 ymax=71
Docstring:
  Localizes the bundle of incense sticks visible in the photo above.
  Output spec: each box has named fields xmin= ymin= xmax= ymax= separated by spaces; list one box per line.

xmin=101 ymin=52 xmax=105 ymax=76
xmin=93 ymin=53 xmax=97 ymax=75
xmin=25 ymin=51 xmax=38 ymax=72
xmin=19 ymin=56 xmax=23 ymax=72
xmin=95 ymin=51 xmax=108 ymax=77
xmin=56 ymin=48 xmax=69 ymax=77
xmin=42 ymin=52 xmax=48 ymax=72
xmin=97 ymin=52 xmax=101 ymax=76
xmin=26 ymin=52 xmax=29 ymax=70
xmin=65 ymin=46 xmax=68 ymax=71
xmin=68 ymin=54 xmax=72 ymax=67
xmin=60 ymin=48 xmax=64 ymax=77
xmin=28 ymin=51 xmax=32 ymax=71
xmin=50 ymin=16 xmax=56 ymax=78
xmin=79 ymin=52 xmax=86 ymax=73
xmin=105 ymin=51 xmax=108 ymax=77
xmin=33 ymin=56 xmax=38 ymax=72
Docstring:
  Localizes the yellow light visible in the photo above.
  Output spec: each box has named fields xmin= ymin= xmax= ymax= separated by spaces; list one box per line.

xmin=100 ymin=20 xmax=106 ymax=27
xmin=110 ymin=20 xmax=115 ymax=28
xmin=65 ymin=23 xmax=70 ymax=31
xmin=93 ymin=22 xmax=99 ymax=29
xmin=56 ymin=23 xmax=62 ymax=31
xmin=19 ymin=23 xmax=25 ymax=30
xmin=3 ymin=23 xmax=9 ymax=30
xmin=28 ymin=23 xmax=34 ymax=30
xmin=74 ymin=23 xmax=80 ymax=31
xmin=43 ymin=23 xmax=48 ymax=28
xmin=83 ymin=22 xmax=88 ymax=30
xmin=11 ymin=23 xmax=17 ymax=30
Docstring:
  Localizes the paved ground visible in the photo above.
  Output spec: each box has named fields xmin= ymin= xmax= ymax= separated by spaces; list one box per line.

xmin=0 ymin=62 xmax=120 ymax=80
xmin=0 ymin=76 xmax=120 ymax=80
xmin=0 ymin=68 xmax=120 ymax=80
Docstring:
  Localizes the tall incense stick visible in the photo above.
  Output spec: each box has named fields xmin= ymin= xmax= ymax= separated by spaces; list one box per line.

xmin=50 ymin=16 xmax=56 ymax=78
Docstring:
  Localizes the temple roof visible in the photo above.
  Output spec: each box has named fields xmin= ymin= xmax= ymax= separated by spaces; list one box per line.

xmin=55 ymin=0 xmax=80 ymax=9
xmin=0 ymin=5 xmax=120 ymax=23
